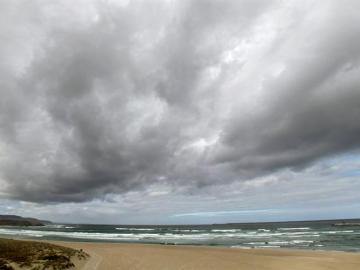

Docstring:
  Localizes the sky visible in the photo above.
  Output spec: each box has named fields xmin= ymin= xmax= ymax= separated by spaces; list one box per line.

xmin=0 ymin=0 xmax=360 ymax=225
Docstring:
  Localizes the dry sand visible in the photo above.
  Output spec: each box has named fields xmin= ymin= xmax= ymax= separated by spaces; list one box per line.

xmin=45 ymin=241 xmax=360 ymax=270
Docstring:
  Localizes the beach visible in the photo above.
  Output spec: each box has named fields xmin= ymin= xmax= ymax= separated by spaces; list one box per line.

xmin=2 ymin=221 xmax=360 ymax=269
xmin=49 ymin=241 xmax=360 ymax=270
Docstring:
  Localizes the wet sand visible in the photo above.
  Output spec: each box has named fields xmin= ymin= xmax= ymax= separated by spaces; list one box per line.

xmin=46 ymin=241 xmax=360 ymax=270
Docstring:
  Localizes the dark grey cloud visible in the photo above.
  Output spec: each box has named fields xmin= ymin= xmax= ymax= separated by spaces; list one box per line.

xmin=213 ymin=1 xmax=360 ymax=175
xmin=0 ymin=0 xmax=360 ymax=203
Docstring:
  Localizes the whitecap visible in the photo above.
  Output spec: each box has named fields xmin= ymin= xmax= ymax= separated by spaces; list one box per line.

xmin=278 ymin=227 xmax=311 ymax=231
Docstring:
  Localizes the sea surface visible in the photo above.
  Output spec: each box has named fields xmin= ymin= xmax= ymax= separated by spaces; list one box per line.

xmin=1 ymin=220 xmax=360 ymax=251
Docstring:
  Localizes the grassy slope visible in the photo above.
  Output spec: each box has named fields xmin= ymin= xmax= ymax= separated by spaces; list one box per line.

xmin=0 ymin=238 xmax=89 ymax=270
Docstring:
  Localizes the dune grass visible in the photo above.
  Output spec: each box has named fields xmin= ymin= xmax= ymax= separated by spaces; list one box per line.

xmin=0 ymin=238 xmax=88 ymax=270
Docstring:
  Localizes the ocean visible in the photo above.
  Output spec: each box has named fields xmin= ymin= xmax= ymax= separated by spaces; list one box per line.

xmin=1 ymin=219 xmax=360 ymax=252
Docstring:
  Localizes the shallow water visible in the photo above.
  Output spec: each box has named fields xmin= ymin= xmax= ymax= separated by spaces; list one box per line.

xmin=1 ymin=220 xmax=360 ymax=251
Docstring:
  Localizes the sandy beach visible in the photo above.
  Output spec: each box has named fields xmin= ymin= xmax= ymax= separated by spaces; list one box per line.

xmin=45 ymin=241 xmax=360 ymax=270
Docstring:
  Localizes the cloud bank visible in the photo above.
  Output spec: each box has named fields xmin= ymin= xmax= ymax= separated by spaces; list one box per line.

xmin=1 ymin=0 xmax=360 ymax=203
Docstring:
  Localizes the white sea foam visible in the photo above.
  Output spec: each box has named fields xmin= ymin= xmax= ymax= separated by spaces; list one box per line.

xmin=286 ymin=234 xmax=320 ymax=238
xmin=255 ymin=245 xmax=281 ymax=248
xmin=278 ymin=227 xmax=311 ymax=231
xmin=323 ymin=230 xmax=354 ymax=234
xmin=173 ymin=229 xmax=205 ymax=232
xmin=211 ymin=229 xmax=240 ymax=232
xmin=244 ymin=242 xmax=264 ymax=245
xmin=0 ymin=227 xmax=318 ymax=243
xmin=0 ymin=228 xmax=246 ymax=242
xmin=116 ymin=227 xmax=155 ymax=231
xmin=291 ymin=240 xmax=313 ymax=244
xmin=0 ymin=225 xmax=356 ymax=250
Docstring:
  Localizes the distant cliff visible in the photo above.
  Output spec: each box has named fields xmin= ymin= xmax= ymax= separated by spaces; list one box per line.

xmin=0 ymin=215 xmax=51 ymax=226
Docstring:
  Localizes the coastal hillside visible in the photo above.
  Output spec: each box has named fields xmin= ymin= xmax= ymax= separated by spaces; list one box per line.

xmin=0 ymin=238 xmax=89 ymax=270
xmin=0 ymin=215 xmax=51 ymax=226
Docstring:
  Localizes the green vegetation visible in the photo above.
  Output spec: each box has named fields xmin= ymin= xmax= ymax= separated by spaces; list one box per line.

xmin=0 ymin=238 xmax=88 ymax=270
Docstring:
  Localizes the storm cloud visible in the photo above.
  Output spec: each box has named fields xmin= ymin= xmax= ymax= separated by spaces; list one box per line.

xmin=1 ymin=0 xmax=360 ymax=203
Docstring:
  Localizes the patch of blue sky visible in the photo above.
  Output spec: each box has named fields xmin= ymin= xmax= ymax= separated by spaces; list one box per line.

xmin=341 ymin=169 xmax=360 ymax=178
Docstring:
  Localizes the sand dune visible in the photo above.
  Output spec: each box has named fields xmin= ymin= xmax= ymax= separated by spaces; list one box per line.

xmin=46 ymin=241 xmax=360 ymax=270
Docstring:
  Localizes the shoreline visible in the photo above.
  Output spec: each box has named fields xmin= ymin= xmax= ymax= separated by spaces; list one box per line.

xmin=3 ymin=237 xmax=359 ymax=270
xmin=1 ymin=234 xmax=359 ymax=253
